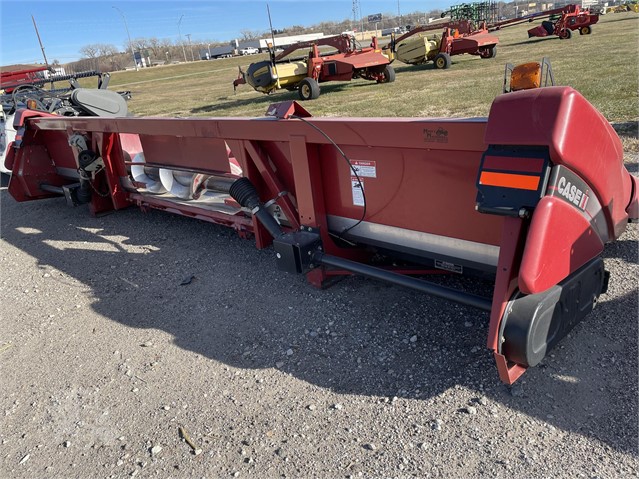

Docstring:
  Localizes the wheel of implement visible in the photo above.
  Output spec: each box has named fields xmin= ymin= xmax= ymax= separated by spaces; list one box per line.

xmin=298 ymin=77 xmax=320 ymax=101
xmin=481 ymin=46 xmax=497 ymax=59
xmin=378 ymin=64 xmax=396 ymax=83
xmin=559 ymin=28 xmax=572 ymax=40
xmin=433 ymin=53 xmax=451 ymax=69
xmin=580 ymin=26 xmax=592 ymax=35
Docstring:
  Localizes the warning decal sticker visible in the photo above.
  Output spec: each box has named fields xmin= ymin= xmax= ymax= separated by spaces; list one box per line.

xmin=351 ymin=178 xmax=365 ymax=206
xmin=351 ymin=160 xmax=377 ymax=178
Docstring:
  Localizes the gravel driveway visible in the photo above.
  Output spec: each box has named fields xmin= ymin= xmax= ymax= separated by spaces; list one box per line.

xmin=1 ymin=176 xmax=637 ymax=478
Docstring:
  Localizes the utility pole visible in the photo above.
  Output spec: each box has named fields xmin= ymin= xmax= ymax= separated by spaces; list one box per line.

xmin=185 ymin=33 xmax=195 ymax=61
xmin=177 ymin=15 xmax=188 ymax=62
xmin=398 ymin=0 xmax=403 ymax=27
xmin=352 ymin=0 xmax=361 ymax=36
xmin=31 ymin=15 xmax=51 ymax=71
xmin=112 ymin=6 xmax=138 ymax=71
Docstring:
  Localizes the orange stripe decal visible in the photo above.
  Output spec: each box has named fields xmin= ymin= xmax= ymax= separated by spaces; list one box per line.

xmin=479 ymin=171 xmax=540 ymax=191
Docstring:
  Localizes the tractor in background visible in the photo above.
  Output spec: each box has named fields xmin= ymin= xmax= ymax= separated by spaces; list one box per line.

xmin=233 ymin=34 xmax=394 ymax=100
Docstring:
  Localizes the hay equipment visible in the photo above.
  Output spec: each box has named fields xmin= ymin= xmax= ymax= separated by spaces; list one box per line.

xmin=232 ymin=34 xmax=394 ymax=100
xmin=490 ymin=4 xmax=600 ymax=39
xmin=384 ymin=20 xmax=499 ymax=69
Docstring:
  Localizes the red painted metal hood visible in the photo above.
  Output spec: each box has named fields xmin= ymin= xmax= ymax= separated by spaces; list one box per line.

xmin=485 ymin=86 xmax=631 ymax=240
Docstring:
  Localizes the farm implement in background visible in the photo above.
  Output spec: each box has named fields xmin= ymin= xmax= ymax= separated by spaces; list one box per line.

xmin=233 ymin=33 xmax=394 ymax=100
xmin=490 ymin=4 xmax=599 ymax=40
xmin=0 ymin=67 xmax=130 ymax=174
xmin=384 ymin=19 xmax=499 ymax=69
xmin=5 ymin=60 xmax=638 ymax=385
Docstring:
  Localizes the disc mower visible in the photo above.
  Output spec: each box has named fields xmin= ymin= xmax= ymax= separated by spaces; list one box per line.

xmin=232 ymin=34 xmax=395 ymax=100
xmin=384 ymin=20 xmax=499 ymax=69
xmin=6 ymin=60 xmax=638 ymax=385
xmin=490 ymin=4 xmax=599 ymax=40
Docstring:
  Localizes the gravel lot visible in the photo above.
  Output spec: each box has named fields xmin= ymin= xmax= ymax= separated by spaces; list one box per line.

xmin=1 ymin=173 xmax=637 ymax=478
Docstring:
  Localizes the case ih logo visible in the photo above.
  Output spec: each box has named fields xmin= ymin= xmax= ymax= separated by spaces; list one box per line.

xmin=424 ymin=127 xmax=448 ymax=143
xmin=546 ymin=166 xmax=598 ymax=215
xmin=557 ymin=176 xmax=589 ymax=210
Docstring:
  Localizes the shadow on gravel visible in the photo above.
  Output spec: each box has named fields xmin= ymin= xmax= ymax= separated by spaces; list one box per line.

xmin=2 ymin=190 xmax=637 ymax=454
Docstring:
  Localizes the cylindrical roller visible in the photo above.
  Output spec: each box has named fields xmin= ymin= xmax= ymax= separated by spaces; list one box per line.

xmin=191 ymin=174 xmax=236 ymax=199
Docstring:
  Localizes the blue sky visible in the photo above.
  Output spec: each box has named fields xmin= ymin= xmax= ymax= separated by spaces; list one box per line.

xmin=0 ymin=0 xmax=449 ymax=65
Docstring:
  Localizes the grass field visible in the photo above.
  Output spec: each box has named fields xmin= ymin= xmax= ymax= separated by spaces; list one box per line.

xmin=81 ymin=13 xmax=638 ymax=126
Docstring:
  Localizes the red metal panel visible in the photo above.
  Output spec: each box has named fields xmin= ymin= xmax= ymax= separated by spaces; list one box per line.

xmin=289 ymin=136 xmax=325 ymax=229
xmin=320 ymin=143 xmax=503 ymax=246
xmin=487 ymin=216 xmax=525 ymax=351
xmin=244 ymin=141 xmax=300 ymax=231
xmin=25 ymin=116 xmax=487 ymax=151
xmin=328 ymin=50 xmax=388 ymax=69
xmin=98 ymin=133 xmax=133 ymax=212
xmin=139 ymin=135 xmax=232 ymax=173
xmin=450 ymin=32 xmax=498 ymax=54
xmin=8 ymin=144 xmax=62 ymax=202
xmin=519 ymin=196 xmax=604 ymax=294
xmin=486 ymin=217 xmax=528 ymax=385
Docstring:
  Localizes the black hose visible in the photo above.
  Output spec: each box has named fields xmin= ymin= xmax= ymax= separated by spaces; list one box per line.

xmin=229 ymin=178 xmax=284 ymax=239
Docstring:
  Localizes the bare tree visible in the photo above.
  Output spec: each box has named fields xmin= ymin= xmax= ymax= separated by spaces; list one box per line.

xmin=281 ymin=25 xmax=306 ymax=35
xmin=240 ymin=29 xmax=263 ymax=41
xmin=97 ymin=44 xmax=118 ymax=57
xmin=130 ymin=37 xmax=149 ymax=52
xmin=146 ymin=37 xmax=163 ymax=57
xmin=79 ymin=44 xmax=100 ymax=58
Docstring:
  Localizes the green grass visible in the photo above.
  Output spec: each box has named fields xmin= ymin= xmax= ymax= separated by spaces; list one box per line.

xmin=80 ymin=13 xmax=638 ymax=124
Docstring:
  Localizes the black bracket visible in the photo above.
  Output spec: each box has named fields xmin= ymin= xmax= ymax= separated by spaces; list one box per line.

xmin=272 ymin=228 xmax=322 ymax=274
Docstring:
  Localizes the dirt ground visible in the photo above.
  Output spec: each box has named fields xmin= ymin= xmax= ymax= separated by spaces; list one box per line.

xmin=1 ymin=172 xmax=637 ymax=478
